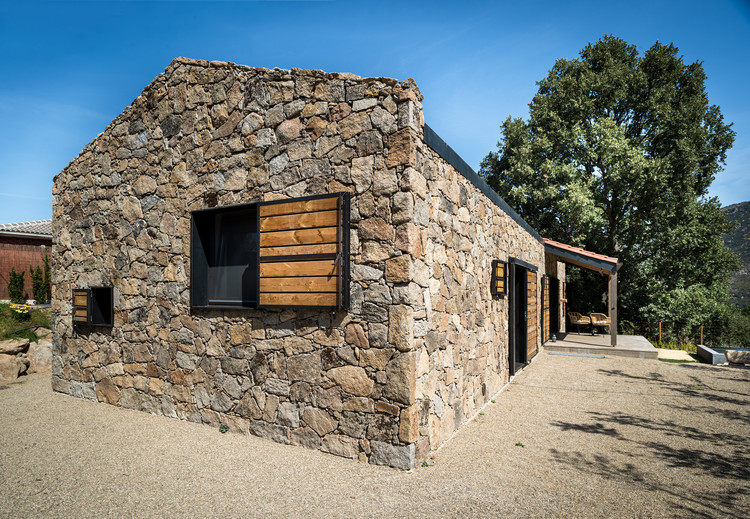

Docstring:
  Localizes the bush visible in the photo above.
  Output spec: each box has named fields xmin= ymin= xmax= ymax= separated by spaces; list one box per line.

xmin=30 ymin=264 xmax=46 ymax=304
xmin=7 ymin=267 xmax=25 ymax=304
xmin=42 ymin=253 xmax=51 ymax=301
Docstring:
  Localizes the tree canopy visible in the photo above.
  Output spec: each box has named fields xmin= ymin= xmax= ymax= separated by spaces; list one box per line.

xmin=480 ymin=35 xmax=738 ymax=325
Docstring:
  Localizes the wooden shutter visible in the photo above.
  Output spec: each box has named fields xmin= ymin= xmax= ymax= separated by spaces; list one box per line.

xmin=73 ymin=289 xmax=90 ymax=324
xmin=257 ymin=193 xmax=349 ymax=309
xmin=527 ymin=271 xmax=538 ymax=359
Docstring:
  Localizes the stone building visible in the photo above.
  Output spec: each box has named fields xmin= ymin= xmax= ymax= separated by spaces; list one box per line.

xmin=51 ymin=58 xmax=567 ymax=469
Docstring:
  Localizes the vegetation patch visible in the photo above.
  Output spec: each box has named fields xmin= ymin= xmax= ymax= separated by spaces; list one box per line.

xmin=0 ymin=303 xmax=51 ymax=342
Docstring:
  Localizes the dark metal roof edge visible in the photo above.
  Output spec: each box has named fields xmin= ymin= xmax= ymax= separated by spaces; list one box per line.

xmin=422 ymin=124 xmax=543 ymax=243
xmin=544 ymin=243 xmax=619 ymax=273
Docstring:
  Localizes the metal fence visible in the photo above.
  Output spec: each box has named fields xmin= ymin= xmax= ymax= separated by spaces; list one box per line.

xmin=618 ymin=320 xmax=710 ymax=347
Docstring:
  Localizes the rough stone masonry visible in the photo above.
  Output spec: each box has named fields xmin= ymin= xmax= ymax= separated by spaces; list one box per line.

xmin=52 ymin=58 xmax=547 ymax=469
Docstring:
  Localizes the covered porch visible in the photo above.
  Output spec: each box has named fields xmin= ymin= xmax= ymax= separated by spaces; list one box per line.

xmin=543 ymin=238 xmax=622 ymax=347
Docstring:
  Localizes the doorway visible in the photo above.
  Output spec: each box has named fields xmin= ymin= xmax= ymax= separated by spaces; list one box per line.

xmin=509 ymin=259 xmax=539 ymax=376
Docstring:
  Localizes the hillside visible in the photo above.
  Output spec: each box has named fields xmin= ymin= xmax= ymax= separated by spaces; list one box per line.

xmin=722 ymin=201 xmax=750 ymax=307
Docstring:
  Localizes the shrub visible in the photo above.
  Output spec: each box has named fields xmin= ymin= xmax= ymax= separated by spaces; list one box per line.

xmin=42 ymin=253 xmax=51 ymax=301
xmin=30 ymin=263 xmax=46 ymax=304
xmin=7 ymin=267 xmax=25 ymax=304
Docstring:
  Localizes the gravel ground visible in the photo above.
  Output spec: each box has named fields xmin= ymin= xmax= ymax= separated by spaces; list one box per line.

xmin=1 ymin=352 xmax=748 ymax=518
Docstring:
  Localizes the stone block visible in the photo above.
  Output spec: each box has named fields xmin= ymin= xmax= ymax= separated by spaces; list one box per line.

xmin=388 ymin=305 xmax=414 ymax=352
xmin=399 ymin=405 xmax=419 ymax=443
xmin=302 ymin=407 xmax=338 ymax=436
xmin=386 ymin=128 xmax=416 ymax=168
xmin=327 ymin=366 xmax=374 ymax=397
xmin=385 ymin=255 xmax=413 ymax=284
xmin=321 ymin=434 xmax=359 ymax=459
xmin=383 ymin=352 xmax=416 ymax=405
xmin=369 ymin=441 xmax=415 ymax=470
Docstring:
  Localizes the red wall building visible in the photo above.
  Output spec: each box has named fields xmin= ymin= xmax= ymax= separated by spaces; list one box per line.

xmin=0 ymin=220 xmax=52 ymax=301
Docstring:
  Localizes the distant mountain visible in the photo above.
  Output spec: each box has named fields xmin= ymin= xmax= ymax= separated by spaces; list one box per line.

xmin=722 ymin=201 xmax=750 ymax=307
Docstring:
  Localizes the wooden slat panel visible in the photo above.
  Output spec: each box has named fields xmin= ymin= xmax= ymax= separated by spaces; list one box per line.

xmin=260 ymin=243 xmax=337 ymax=257
xmin=527 ymin=271 xmax=538 ymax=359
xmin=74 ymin=294 xmax=88 ymax=307
xmin=260 ymin=210 xmax=337 ymax=232
xmin=260 ymin=276 xmax=337 ymax=293
xmin=259 ymin=197 xmax=338 ymax=217
xmin=259 ymin=292 xmax=337 ymax=306
xmin=74 ymin=309 xmax=88 ymax=322
xmin=260 ymin=260 xmax=338 ymax=278
xmin=260 ymin=227 xmax=337 ymax=247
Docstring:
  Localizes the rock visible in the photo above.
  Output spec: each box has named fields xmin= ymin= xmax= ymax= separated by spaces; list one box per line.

xmin=95 ymin=378 xmax=120 ymax=405
xmin=27 ymin=339 xmax=53 ymax=373
xmin=392 ymin=192 xmax=414 ymax=225
xmin=359 ymin=348 xmax=394 ymax=371
xmin=383 ymin=352 xmax=416 ymax=405
xmin=286 ymin=352 xmax=322 ymax=384
xmin=395 ymin=222 xmax=422 ymax=258
xmin=248 ymin=420 xmax=289 ymax=445
xmin=290 ymin=427 xmax=321 ymax=450
xmin=0 ymin=354 xmax=24 ymax=383
xmin=321 ymin=434 xmax=359 ymax=459
xmin=386 ymin=128 xmax=416 ymax=167
xmin=0 ymin=338 xmax=30 ymax=355
xmin=327 ymin=366 xmax=374 ymax=397
xmin=385 ymin=255 xmax=413 ymax=284
xmin=277 ymin=401 xmax=300 ymax=428
xmin=369 ymin=440 xmax=415 ymax=469
xmin=399 ymin=405 xmax=419 ymax=443
xmin=302 ymin=407 xmax=338 ymax=436
xmin=359 ymin=217 xmax=393 ymax=241
xmin=726 ymin=349 xmax=750 ymax=364
xmin=315 ymin=386 xmax=343 ymax=412
xmin=389 ymin=305 xmax=414 ymax=352
xmin=345 ymin=323 xmax=369 ymax=349
xmin=276 ymin=118 xmax=302 ymax=143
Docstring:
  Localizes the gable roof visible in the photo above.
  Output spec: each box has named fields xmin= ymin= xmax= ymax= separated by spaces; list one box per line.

xmin=543 ymin=238 xmax=621 ymax=275
xmin=0 ymin=219 xmax=52 ymax=238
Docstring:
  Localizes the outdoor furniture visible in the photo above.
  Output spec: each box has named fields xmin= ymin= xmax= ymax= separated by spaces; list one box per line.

xmin=568 ymin=312 xmax=591 ymax=334
xmin=590 ymin=313 xmax=611 ymax=334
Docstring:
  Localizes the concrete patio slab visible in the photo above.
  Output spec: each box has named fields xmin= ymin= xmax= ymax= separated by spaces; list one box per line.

xmin=544 ymin=333 xmax=658 ymax=359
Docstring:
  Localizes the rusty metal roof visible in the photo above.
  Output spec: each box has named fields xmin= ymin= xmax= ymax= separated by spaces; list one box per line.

xmin=543 ymin=238 xmax=621 ymax=274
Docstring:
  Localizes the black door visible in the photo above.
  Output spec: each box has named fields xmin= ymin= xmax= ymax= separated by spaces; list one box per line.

xmin=549 ymin=277 xmax=559 ymax=336
xmin=509 ymin=264 xmax=527 ymax=376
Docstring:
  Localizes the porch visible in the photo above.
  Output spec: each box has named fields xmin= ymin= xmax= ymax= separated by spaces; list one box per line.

xmin=543 ymin=332 xmax=658 ymax=359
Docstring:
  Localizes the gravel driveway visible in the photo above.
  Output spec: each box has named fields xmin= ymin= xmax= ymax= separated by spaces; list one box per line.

xmin=1 ymin=352 xmax=748 ymax=518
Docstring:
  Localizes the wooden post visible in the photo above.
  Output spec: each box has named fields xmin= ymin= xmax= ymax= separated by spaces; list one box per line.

xmin=659 ymin=321 xmax=662 ymax=343
xmin=700 ymin=325 xmax=704 ymax=345
xmin=609 ymin=270 xmax=617 ymax=347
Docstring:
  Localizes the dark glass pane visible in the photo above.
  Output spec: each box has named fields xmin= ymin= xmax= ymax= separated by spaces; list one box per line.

xmin=207 ymin=208 xmax=258 ymax=304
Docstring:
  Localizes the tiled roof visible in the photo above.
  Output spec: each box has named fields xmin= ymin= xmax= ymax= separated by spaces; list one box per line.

xmin=0 ymin=219 xmax=52 ymax=237
xmin=543 ymin=238 xmax=620 ymax=270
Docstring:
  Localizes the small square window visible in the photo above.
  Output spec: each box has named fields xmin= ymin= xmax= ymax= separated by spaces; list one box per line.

xmin=72 ymin=287 xmax=114 ymax=326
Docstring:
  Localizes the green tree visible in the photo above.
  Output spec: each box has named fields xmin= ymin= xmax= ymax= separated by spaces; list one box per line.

xmin=480 ymin=35 xmax=738 ymax=323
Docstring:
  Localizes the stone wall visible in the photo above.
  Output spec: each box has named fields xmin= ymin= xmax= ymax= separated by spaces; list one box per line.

xmin=51 ymin=57 xmax=552 ymax=468
xmin=406 ymin=137 xmax=546 ymax=456
xmin=52 ymin=58 xmax=427 ymax=469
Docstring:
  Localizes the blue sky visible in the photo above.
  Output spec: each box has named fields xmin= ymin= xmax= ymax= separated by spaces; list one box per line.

xmin=0 ymin=0 xmax=748 ymax=223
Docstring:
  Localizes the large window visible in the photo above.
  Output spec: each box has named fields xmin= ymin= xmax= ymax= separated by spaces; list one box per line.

xmin=191 ymin=193 xmax=349 ymax=310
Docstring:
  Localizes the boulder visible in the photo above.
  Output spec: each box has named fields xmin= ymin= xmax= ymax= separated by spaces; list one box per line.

xmin=27 ymin=339 xmax=53 ymax=373
xmin=0 ymin=354 xmax=26 ymax=383
xmin=725 ymin=349 xmax=750 ymax=365
xmin=0 ymin=338 xmax=30 ymax=355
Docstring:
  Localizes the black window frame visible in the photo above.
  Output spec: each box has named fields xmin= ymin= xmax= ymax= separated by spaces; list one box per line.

xmin=190 ymin=192 xmax=349 ymax=311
